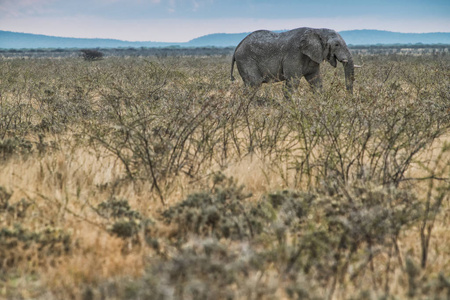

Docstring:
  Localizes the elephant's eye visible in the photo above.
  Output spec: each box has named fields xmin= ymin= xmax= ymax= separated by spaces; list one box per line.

xmin=335 ymin=43 xmax=340 ymax=47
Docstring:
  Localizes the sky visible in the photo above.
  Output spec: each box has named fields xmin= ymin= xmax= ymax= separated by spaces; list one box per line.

xmin=1 ymin=0 xmax=449 ymax=42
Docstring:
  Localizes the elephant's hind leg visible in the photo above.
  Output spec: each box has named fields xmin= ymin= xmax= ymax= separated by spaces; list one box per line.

xmin=237 ymin=62 xmax=264 ymax=87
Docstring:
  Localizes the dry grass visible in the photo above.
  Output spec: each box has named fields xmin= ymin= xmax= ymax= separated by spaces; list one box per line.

xmin=0 ymin=53 xmax=449 ymax=299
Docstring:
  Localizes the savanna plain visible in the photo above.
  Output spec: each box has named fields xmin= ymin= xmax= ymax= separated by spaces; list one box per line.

xmin=0 ymin=50 xmax=449 ymax=299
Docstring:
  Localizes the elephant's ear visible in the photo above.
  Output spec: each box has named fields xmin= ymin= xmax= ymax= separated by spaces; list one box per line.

xmin=299 ymin=30 xmax=324 ymax=64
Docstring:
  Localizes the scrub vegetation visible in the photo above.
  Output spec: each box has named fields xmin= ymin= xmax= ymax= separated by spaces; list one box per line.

xmin=0 ymin=50 xmax=449 ymax=299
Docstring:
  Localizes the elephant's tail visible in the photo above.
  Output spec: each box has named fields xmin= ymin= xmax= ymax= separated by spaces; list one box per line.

xmin=230 ymin=52 xmax=236 ymax=81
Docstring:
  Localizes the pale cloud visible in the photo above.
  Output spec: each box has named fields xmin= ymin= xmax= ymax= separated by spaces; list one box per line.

xmin=155 ymin=0 xmax=212 ymax=13
xmin=94 ymin=0 xmax=158 ymax=3
xmin=192 ymin=0 xmax=200 ymax=11
xmin=0 ymin=0 xmax=56 ymax=17
xmin=191 ymin=0 xmax=208 ymax=12
xmin=168 ymin=0 xmax=176 ymax=12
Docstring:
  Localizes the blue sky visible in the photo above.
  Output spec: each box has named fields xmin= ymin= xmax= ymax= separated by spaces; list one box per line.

xmin=1 ymin=0 xmax=449 ymax=42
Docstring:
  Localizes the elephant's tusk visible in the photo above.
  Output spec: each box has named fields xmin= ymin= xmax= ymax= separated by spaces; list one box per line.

xmin=354 ymin=64 xmax=362 ymax=68
xmin=341 ymin=59 xmax=348 ymax=63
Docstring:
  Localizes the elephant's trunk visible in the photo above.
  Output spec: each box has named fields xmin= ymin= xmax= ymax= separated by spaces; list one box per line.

xmin=343 ymin=59 xmax=354 ymax=94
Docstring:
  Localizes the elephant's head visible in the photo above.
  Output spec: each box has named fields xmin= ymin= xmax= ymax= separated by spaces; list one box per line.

xmin=299 ymin=29 xmax=354 ymax=93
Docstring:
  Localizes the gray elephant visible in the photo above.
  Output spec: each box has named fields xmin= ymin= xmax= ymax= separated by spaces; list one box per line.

xmin=230 ymin=27 xmax=355 ymax=95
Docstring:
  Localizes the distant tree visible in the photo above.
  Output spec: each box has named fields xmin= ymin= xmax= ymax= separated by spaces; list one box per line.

xmin=80 ymin=49 xmax=104 ymax=61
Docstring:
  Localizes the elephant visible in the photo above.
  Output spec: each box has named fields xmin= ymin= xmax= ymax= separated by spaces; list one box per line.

xmin=230 ymin=27 xmax=355 ymax=95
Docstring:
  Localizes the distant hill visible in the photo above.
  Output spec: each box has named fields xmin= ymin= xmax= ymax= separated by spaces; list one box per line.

xmin=0 ymin=31 xmax=173 ymax=49
xmin=1 ymin=29 xmax=449 ymax=49
xmin=187 ymin=30 xmax=450 ymax=47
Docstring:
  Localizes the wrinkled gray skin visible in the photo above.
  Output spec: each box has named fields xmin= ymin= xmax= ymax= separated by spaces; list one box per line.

xmin=231 ymin=27 xmax=354 ymax=95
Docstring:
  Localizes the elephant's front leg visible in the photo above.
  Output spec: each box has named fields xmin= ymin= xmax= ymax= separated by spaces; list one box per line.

xmin=284 ymin=77 xmax=301 ymax=100
xmin=305 ymin=70 xmax=323 ymax=93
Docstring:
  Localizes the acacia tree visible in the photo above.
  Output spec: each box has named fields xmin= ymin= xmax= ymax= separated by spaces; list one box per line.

xmin=80 ymin=49 xmax=104 ymax=61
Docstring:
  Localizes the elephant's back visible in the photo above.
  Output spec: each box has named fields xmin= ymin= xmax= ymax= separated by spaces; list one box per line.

xmin=235 ymin=30 xmax=283 ymax=58
xmin=237 ymin=27 xmax=313 ymax=48
xmin=240 ymin=30 xmax=280 ymax=47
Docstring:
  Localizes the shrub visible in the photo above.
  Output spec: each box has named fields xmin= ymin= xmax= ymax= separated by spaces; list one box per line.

xmin=0 ymin=224 xmax=71 ymax=270
xmin=254 ymin=180 xmax=426 ymax=298
xmin=95 ymin=198 xmax=157 ymax=249
xmin=0 ymin=137 xmax=33 ymax=159
xmin=161 ymin=173 xmax=266 ymax=241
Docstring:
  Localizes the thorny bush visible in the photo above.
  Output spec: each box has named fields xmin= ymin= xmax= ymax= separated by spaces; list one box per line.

xmin=95 ymin=197 xmax=158 ymax=249
xmin=0 ymin=186 xmax=71 ymax=271
xmin=161 ymin=172 xmax=265 ymax=241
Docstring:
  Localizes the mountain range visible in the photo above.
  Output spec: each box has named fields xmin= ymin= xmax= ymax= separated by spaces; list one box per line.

xmin=1 ymin=30 xmax=449 ymax=49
